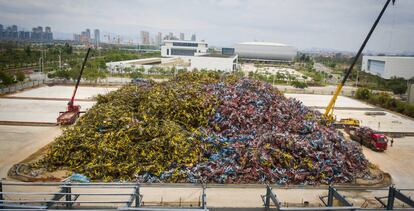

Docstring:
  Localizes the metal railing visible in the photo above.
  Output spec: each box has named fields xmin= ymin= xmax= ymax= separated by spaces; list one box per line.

xmin=0 ymin=180 xmax=207 ymax=211
xmin=262 ymin=185 xmax=414 ymax=211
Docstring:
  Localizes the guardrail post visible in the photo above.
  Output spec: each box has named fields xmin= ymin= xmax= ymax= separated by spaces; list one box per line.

xmin=386 ymin=186 xmax=395 ymax=210
xmin=65 ymin=182 xmax=72 ymax=208
xmin=265 ymin=185 xmax=270 ymax=210
xmin=135 ymin=185 xmax=140 ymax=207
xmin=327 ymin=186 xmax=334 ymax=207
xmin=0 ymin=179 xmax=3 ymax=207
xmin=201 ymin=185 xmax=207 ymax=210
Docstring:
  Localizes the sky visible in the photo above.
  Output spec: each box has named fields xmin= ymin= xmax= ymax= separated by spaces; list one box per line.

xmin=0 ymin=0 xmax=413 ymax=53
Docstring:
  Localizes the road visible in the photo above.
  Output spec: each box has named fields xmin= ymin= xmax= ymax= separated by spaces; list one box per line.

xmin=313 ymin=63 xmax=341 ymax=84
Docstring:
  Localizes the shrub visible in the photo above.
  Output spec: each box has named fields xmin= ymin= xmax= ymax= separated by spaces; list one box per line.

xmin=291 ymin=80 xmax=308 ymax=89
xmin=16 ymin=71 xmax=25 ymax=82
xmin=355 ymin=88 xmax=371 ymax=100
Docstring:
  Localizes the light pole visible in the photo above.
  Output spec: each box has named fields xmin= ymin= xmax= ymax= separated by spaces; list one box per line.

xmin=59 ymin=49 xmax=62 ymax=71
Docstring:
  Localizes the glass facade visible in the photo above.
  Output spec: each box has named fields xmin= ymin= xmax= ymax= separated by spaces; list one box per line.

xmin=173 ymin=42 xmax=198 ymax=47
xmin=171 ymin=49 xmax=196 ymax=56
xmin=368 ymin=59 xmax=385 ymax=75
xmin=222 ymin=48 xmax=235 ymax=55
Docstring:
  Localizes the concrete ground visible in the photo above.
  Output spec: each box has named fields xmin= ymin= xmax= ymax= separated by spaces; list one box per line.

xmin=0 ymin=98 xmax=95 ymax=122
xmin=286 ymin=93 xmax=372 ymax=108
xmin=0 ymin=125 xmax=61 ymax=178
xmin=363 ymin=137 xmax=414 ymax=187
xmin=0 ymin=85 xmax=119 ymax=176
xmin=287 ymin=93 xmax=414 ymax=133
xmin=11 ymin=85 xmax=117 ymax=100
xmin=322 ymin=109 xmax=414 ymax=133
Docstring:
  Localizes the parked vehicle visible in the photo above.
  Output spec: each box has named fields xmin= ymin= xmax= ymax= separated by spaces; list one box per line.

xmin=346 ymin=126 xmax=388 ymax=151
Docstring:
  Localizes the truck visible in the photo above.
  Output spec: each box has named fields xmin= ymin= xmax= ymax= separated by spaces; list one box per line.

xmin=346 ymin=126 xmax=388 ymax=151
xmin=334 ymin=118 xmax=360 ymax=128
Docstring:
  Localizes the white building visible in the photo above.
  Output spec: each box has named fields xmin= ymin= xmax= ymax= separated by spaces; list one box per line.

xmin=191 ymin=54 xmax=238 ymax=72
xmin=361 ymin=56 xmax=414 ymax=79
xmin=161 ymin=40 xmax=208 ymax=57
xmin=235 ymin=41 xmax=297 ymax=61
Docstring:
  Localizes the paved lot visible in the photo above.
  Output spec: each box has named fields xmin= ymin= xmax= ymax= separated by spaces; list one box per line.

xmin=321 ymin=109 xmax=414 ymax=133
xmin=286 ymin=94 xmax=372 ymax=108
xmin=0 ymin=125 xmax=61 ymax=178
xmin=0 ymin=86 xmax=118 ymax=177
xmin=287 ymin=93 xmax=414 ymax=133
xmin=11 ymin=85 xmax=117 ymax=100
xmin=0 ymin=98 xmax=95 ymax=122
xmin=363 ymin=137 xmax=414 ymax=187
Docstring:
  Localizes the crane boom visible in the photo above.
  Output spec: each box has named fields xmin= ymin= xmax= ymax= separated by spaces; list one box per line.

xmin=324 ymin=0 xmax=396 ymax=120
xmin=68 ymin=47 xmax=91 ymax=108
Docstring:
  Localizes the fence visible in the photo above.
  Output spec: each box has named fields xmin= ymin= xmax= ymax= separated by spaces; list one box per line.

xmin=0 ymin=181 xmax=207 ymax=210
xmin=0 ymin=80 xmax=45 ymax=95
xmin=263 ymin=185 xmax=414 ymax=211
xmin=1 ymin=180 xmax=414 ymax=211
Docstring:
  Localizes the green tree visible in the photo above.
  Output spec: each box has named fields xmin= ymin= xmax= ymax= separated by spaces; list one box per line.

xmin=63 ymin=43 xmax=73 ymax=54
xmin=387 ymin=77 xmax=407 ymax=95
xmin=24 ymin=46 xmax=32 ymax=56
xmin=0 ymin=71 xmax=15 ymax=85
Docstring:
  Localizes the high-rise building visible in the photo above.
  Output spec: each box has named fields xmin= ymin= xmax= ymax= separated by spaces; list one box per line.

xmin=11 ymin=25 xmax=18 ymax=39
xmin=0 ymin=24 xmax=53 ymax=41
xmin=86 ymin=29 xmax=91 ymax=42
xmin=0 ymin=24 xmax=3 ymax=39
xmin=11 ymin=25 xmax=18 ymax=32
xmin=180 ymin=32 xmax=185 ymax=40
xmin=31 ymin=27 xmax=41 ymax=40
xmin=191 ymin=33 xmax=196 ymax=41
xmin=44 ymin=26 xmax=53 ymax=41
xmin=140 ymin=30 xmax=150 ymax=45
xmin=155 ymin=32 xmax=162 ymax=46
xmin=73 ymin=34 xmax=81 ymax=42
xmin=94 ymin=29 xmax=100 ymax=48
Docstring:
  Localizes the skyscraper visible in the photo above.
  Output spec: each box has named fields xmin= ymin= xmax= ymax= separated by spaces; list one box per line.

xmin=155 ymin=32 xmax=162 ymax=46
xmin=140 ymin=30 xmax=150 ymax=45
xmin=86 ymin=29 xmax=91 ymax=42
xmin=191 ymin=33 xmax=196 ymax=41
xmin=11 ymin=25 xmax=17 ymax=32
xmin=11 ymin=25 xmax=18 ymax=39
xmin=180 ymin=32 xmax=184 ymax=40
xmin=73 ymin=34 xmax=81 ymax=42
xmin=94 ymin=29 xmax=100 ymax=48
xmin=44 ymin=26 xmax=53 ymax=41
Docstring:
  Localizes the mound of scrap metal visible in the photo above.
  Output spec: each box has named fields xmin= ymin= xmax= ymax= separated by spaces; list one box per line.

xmin=38 ymin=72 xmax=369 ymax=184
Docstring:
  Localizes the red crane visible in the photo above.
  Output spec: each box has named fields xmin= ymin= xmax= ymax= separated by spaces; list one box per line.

xmin=57 ymin=48 xmax=91 ymax=125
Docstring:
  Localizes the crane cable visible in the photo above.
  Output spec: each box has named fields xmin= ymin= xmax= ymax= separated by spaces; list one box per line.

xmin=388 ymin=1 xmax=397 ymax=51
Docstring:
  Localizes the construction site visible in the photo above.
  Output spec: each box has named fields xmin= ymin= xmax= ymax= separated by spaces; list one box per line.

xmin=1 ymin=71 xmax=414 ymax=210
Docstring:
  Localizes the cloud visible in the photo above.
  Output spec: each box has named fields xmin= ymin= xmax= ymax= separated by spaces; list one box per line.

xmin=0 ymin=0 xmax=413 ymax=53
